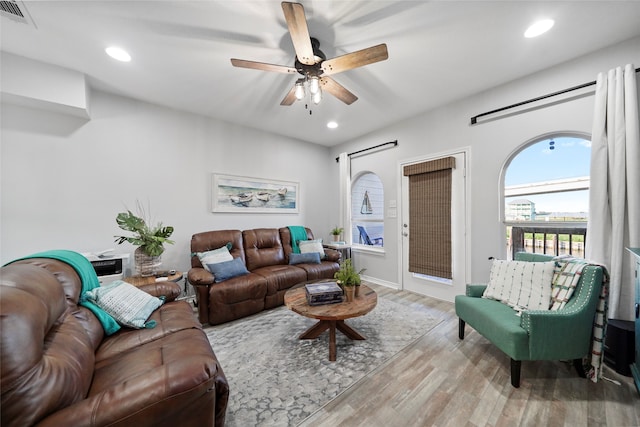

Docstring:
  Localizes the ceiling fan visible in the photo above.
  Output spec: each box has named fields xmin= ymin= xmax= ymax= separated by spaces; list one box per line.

xmin=230 ymin=1 xmax=389 ymax=107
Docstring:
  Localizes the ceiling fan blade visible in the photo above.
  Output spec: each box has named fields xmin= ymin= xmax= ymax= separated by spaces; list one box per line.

xmin=321 ymin=43 xmax=389 ymax=76
xmin=281 ymin=2 xmax=315 ymax=66
xmin=280 ymin=85 xmax=297 ymax=106
xmin=321 ymin=77 xmax=358 ymax=105
xmin=231 ymin=58 xmax=297 ymax=74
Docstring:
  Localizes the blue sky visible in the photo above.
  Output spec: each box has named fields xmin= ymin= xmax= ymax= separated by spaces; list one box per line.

xmin=505 ymin=137 xmax=591 ymax=212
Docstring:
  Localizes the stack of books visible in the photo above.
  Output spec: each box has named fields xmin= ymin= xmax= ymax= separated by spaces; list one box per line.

xmin=305 ymin=281 xmax=343 ymax=306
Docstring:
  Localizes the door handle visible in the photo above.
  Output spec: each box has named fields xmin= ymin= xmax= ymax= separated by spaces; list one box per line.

xmin=402 ymin=232 xmax=408 ymax=237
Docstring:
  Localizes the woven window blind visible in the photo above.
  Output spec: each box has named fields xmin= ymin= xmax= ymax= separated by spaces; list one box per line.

xmin=403 ymin=157 xmax=456 ymax=279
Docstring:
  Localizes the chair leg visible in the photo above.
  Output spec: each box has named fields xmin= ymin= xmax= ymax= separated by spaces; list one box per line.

xmin=458 ymin=319 xmax=465 ymax=339
xmin=510 ymin=359 xmax=521 ymax=388
xmin=573 ymin=359 xmax=587 ymax=378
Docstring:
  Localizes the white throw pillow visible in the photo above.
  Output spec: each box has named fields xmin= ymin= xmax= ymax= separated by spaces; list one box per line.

xmin=299 ymin=239 xmax=325 ymax=259
xmin=197 ymin=243 xmax=233 ymax=272
xmin=482 ymin=260 xmax=555 ymax=311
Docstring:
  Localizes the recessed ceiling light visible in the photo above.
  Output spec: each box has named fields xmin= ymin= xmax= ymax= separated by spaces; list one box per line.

xmin=105 ymin=46 xmax=131 ymax=62
xmin=327 ymin=121 xmax=338 ymax=129
xmin=524 ymin=19 xmax=554 ymax=38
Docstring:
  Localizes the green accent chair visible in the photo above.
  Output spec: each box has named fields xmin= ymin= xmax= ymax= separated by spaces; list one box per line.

xmin=455 ymin=252 xmax=604 ymax=387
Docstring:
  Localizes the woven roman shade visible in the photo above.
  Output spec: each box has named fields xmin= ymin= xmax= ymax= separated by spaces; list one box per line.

xmin=403 ymin=157 xmax=456 ymax=279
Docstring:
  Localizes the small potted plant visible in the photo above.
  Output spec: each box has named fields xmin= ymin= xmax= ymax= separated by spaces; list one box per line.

xmin=330 ymin=226 xmax=344 ymax=242
xmin=114 ymin=204 xmax=174 ymax=277
xmin=333 ymin=259 xmax=365 ymax=302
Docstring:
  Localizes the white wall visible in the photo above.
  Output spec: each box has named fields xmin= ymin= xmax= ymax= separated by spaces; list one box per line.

xmin=330 ymin=36 xmax=640 ymax=301
xmin=1 ymin=89 xmax=335 ymax=273
xmin=1 ymin=52 xmax=89 ymax=118
xmin=3 ymin=36 xmax=639 ymax=293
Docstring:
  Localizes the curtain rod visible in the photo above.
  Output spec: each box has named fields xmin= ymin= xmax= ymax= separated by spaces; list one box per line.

xmin=335 ymin=140 xmax=398 ymax=162
xmin=470 ymin=66 xmax=640 ymax=125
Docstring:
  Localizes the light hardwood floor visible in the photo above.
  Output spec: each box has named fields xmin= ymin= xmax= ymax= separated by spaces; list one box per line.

xmin=300 ymin=284 xmax=640 ymax=427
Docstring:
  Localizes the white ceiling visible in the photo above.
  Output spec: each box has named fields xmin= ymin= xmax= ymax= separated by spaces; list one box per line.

xmin=2 ymin=1 xmax=640 ymax=146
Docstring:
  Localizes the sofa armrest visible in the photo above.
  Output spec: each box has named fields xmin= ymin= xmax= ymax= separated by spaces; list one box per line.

xmin=521 ymin=265 xmax=603 ymax=359
xmin=188 ymin=267 xmax=215 ymax=286
xmin=465 ymin=283 xmax=487 ymax=297
xmin=324 ymin=248 xmax=341 ymax=263
xmin=520 ymin=309 xmax=595 ymax=359
xmin=136 ymin=282 xmax=182 ymax=302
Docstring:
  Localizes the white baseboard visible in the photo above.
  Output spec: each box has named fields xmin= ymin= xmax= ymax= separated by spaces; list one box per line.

xmin=361 ymin=274 xmax=400 ymax=290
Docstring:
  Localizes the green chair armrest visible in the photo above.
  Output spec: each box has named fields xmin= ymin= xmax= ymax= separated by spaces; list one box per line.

xmin=520 ymin=309 xmax=593 ymax=359
xmin=466 ymin=283 xmax=487 ymax=297
xmin=521 ymin=265 xmax=603 ymax=360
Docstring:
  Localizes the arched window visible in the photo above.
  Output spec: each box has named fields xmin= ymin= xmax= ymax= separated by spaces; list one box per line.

xmin=351 ymin=172 xmax=384 ymax=247
xmin=503 ymin=135 xmax=590 ymax=258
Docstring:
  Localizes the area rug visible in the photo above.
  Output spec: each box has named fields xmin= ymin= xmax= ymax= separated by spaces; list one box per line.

xmin=204 ymin=292 xmax=441 ymax=426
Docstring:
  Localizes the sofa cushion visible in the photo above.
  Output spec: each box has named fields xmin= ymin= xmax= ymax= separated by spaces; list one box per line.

xmin=84 ymin=280 xmax=164 ymax=329
xmin=85 ymin=328 xmax=222 ymax=426
xmin=191 ymin=230 xmax=245 ymax=269
xmin=288 ymin=252 xmax=321 ymax=265
xmin=299 ymin=239 xmax=326 ymax=259
xmin=208 ymin=257 xmax=250 ymax=283
xmin=95 ymin=300 xmax=202 ymax=362
xmin=482 ymin=259 xmax=554 ymax=311
xmin=455 ymin=295 xmax=531 ymax=360
xmin=197 ymin=243 xmax=233 ymax=272
xmin=243 ymin=228 xmax=286 ymax=270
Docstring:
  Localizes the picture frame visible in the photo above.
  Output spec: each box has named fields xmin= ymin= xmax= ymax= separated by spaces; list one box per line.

xmin=212 ymin=174 xmax=299 ymax=214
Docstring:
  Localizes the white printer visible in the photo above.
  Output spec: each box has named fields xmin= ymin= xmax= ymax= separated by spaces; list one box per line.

xmin=83 ymin=251 xmax=130 ymax=285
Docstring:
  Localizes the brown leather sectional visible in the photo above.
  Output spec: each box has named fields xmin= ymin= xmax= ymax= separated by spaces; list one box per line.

xmin=0 ymin=258 xmax=229 ymax=427
xmin=188 ymin=227 xmax=340 ymax=325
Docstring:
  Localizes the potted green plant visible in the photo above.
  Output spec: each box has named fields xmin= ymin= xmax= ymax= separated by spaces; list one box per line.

xmin=114 ymin=206 xmax=174 ymax=277
xmin=333 ymin=259 xmax=365 ymax=301
xmin=330 ymin=226 xmax=344 ymax=242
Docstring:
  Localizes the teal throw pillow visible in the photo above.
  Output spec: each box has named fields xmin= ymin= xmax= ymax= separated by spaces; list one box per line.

xmin=289 ymin=252 xmax=321 ymax=265
xmin=208 ymin=257 xmax=250 ymax=283
xmin=84 ymin=280 xmax=163 ymax=329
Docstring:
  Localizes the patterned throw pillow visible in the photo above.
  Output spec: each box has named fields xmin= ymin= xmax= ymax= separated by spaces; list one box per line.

xmin=482 ymin=260 xmax=555 ymax=311
xmin=550 ymin=256 xmax=589 ymax=310
xmin=84 ymin=280 xmax=163 ymax=329
xmin=196 ymin=242 xmax=233 ymax=272
xmin=299 ymin=239 xmax=326 ymax=259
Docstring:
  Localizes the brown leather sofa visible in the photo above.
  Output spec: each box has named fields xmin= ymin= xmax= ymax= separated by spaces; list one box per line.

xmin=0 ymin=257 xmax=229 ymax=427
xmin=189 ymin=227 xmax=340 ymax=325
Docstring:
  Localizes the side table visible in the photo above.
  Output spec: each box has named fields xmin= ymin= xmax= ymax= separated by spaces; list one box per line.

xmin=123 ymin=270 xmax=184 ymax=287
xmin=323 ymin=243 xmax=352 ymax=261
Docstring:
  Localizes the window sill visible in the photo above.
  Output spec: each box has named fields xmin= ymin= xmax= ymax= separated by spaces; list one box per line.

xmin=352 ymin=245 xmax=385 ymax=256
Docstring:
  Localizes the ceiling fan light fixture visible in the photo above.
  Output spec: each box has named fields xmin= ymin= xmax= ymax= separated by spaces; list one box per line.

xmin=327 ymin=121 xmax=338 ymax=129
xmin=312 ymin=89 xmax=322 ymax=105
xmin=294 ymin=80 xmax=305 ymax=100
xmin=308 ymin=76 xmax=320 ymax=95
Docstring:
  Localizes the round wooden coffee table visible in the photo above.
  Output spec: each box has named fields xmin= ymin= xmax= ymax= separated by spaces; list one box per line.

xmin=284 ymin=284 xmax=377 ymax=361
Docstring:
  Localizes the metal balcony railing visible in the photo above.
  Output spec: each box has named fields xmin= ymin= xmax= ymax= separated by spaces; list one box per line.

xmin=509 ymin=225 xmax=587 ymax=260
